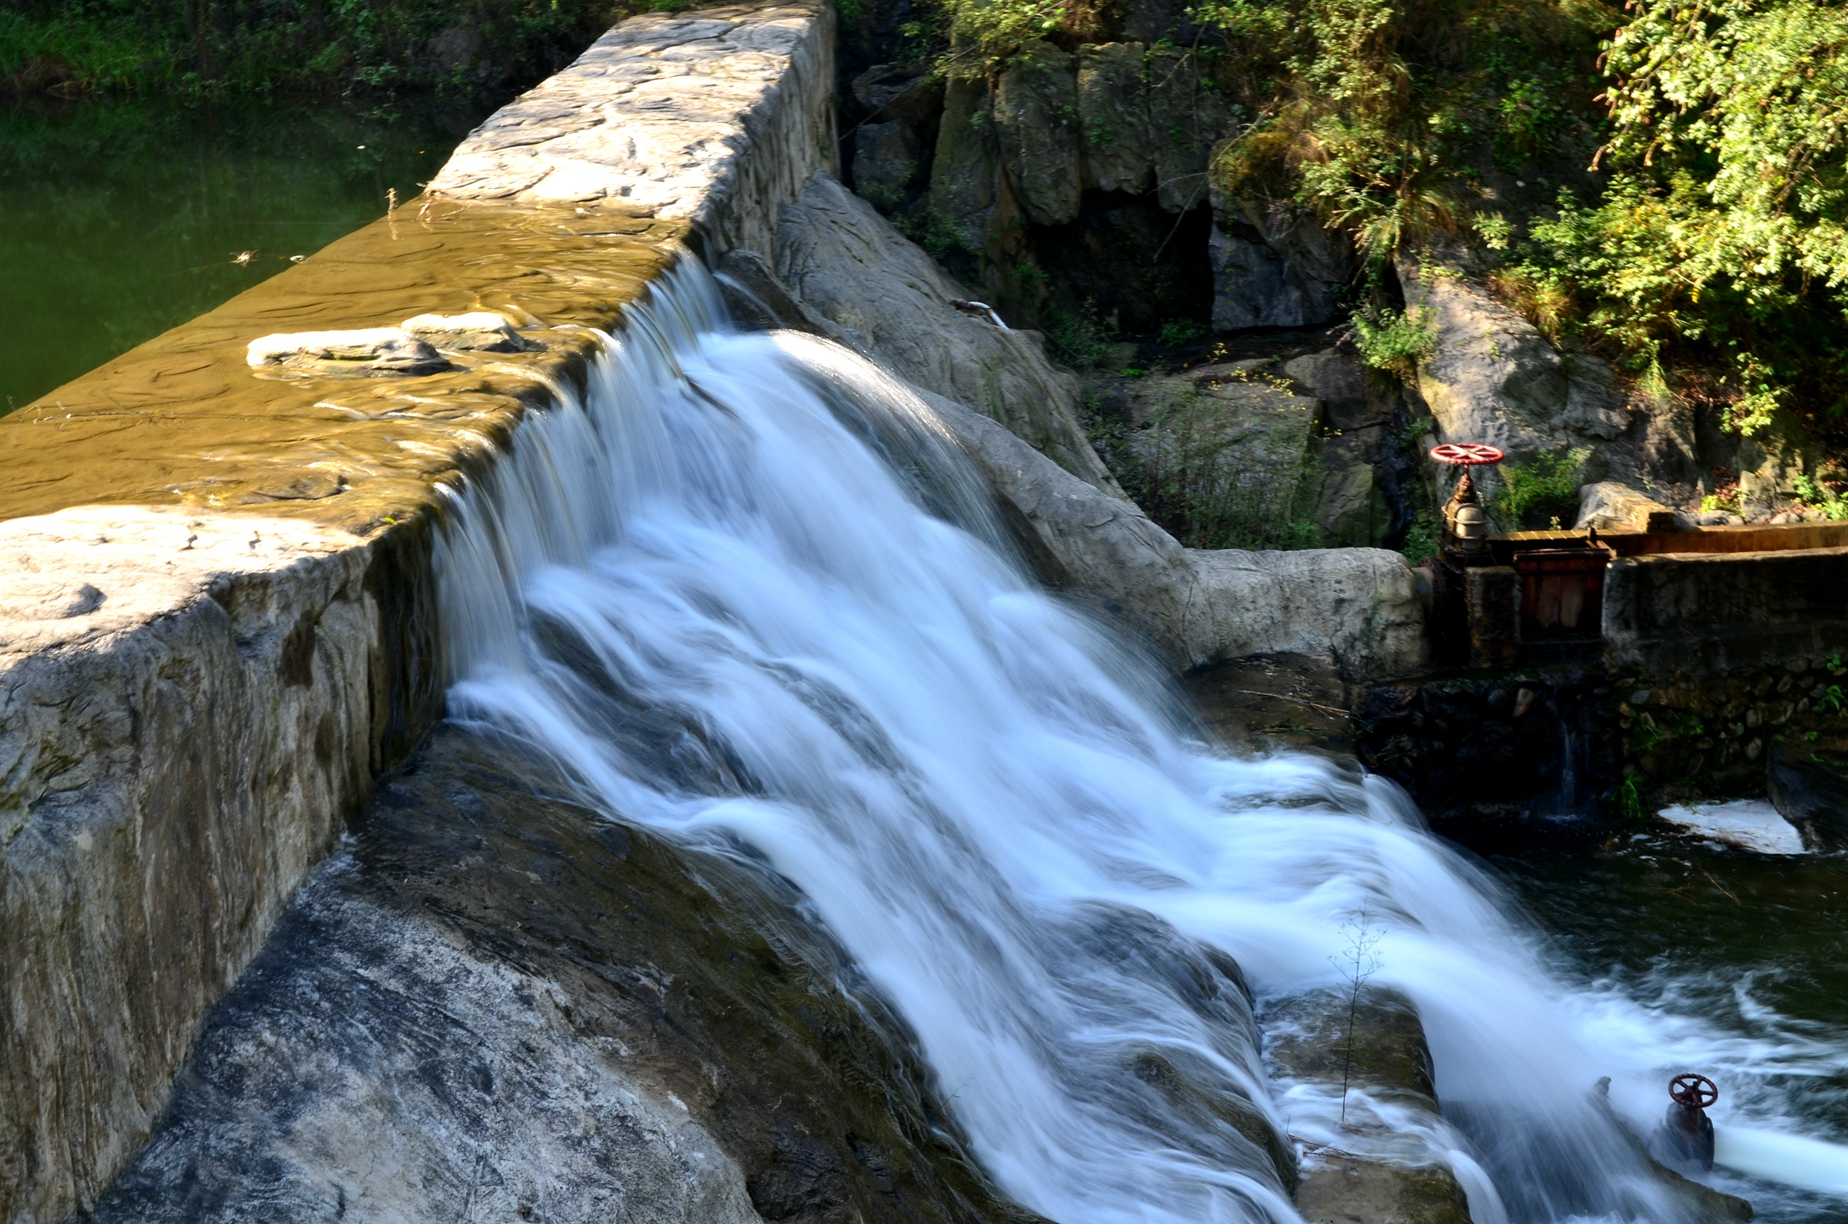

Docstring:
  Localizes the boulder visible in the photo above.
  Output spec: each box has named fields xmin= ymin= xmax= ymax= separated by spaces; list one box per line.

xmin=928 ymin=75 xmax=1002 ymax=251
xmin=712 ymin=248 xmax=868 ymax=349
xmin=851 ymin=60 xmax=944 ymax=125
xmin=1559 ymin=353 xmax=1631 ymax=441
xmin=1076 ymin=43 xmax=1152 ymax=194
xmin=773 ymin=171 xmax=1121 ymax=494
xmin=1396 ymin=253 xmax=1565 ymax=460
xmin=851 ymin=118 xmax=921 ymax=210
xmin=1148 ymin=49 xmax=1230 ymax=213
xmin=1262 ymin=988 xmax=1474 ymax=1224
xmin=1312 ymin=432 xmax=1393 ymax=547
xmin=993 ymin=41 xmax=1083 ymax=226
xmin=399 ymin=311 xmax=544 ymax=353
xmin=1767 ymin=739 xmax=1848 ymax=851
xmin=925 ymin=384 xmax=1427 ymax=675
xmin=87 ymin=726 xmax=1029 ymax=1224
xmin=1211 ymin=203 xmax=1352 ymax=330
xmin=1576 ymin=482 xmax=1676 ymax=534
xmin=1180 ymin=651 xmax=1354 ymax=758
xmin=1283 ymin=348 xmax=1376 ymax=431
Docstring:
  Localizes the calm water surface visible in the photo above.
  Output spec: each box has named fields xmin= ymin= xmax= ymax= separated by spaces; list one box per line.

xmin=0 ymin=96 xmax=488 ymax=413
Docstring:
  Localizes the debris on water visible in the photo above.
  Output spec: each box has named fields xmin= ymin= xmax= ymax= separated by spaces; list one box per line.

xmin=1656 ymin=799 xmax=1807 ymax=854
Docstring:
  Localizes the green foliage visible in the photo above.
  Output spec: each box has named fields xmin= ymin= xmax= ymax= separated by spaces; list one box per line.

xmin=1400 ymin=508 xmax=1437 ymax=562
xmin=1200 ymin=0 xmax=1610 ymax=262
xmin=1495 ymin=447 xmax=1588 ymax=529
xmin=0 ymin=0 xmax=628 ymax=96
xmin=1615 ymin=772 xmax=1647 ymax=825
xmin=1351 ymin=305 xmax=1435 ymax=379
xmin=1157 ymin=318 xmax=1206 ymax=348
xmin=1044 ymin=304 xmax=1111 ymax=370
xmin=932 ymin=0 xmax=1073 ymax=62
xmin=892 ymin=209 xmax=968 ymax=264
xmin=1793 ymin=473 xmax=1848 ymax=520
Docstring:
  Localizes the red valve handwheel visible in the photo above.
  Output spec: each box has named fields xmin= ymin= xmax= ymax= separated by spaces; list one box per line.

xmin=1430 ymin=443 xmax=1506 ymax=466
xmin=1669 ymin=1073 xmax=1719 ymax=1110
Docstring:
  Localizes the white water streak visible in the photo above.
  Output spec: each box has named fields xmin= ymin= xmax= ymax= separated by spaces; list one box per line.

xmin=430 ymin=263 xmax=1796 ymax=1223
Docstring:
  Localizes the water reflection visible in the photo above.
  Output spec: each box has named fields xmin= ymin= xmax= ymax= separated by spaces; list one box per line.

xmin=0 ymin=95 xmax=488 ymax=412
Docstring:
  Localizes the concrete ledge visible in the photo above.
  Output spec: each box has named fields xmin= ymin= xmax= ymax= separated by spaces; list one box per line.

xmin=430 ymin=2 xmax=834 ymax=259
xmin=1604 ymin=547 xmax=1848 ymax=676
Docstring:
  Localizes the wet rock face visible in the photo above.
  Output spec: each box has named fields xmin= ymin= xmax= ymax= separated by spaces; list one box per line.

xmin=772 ymin=171 xmax=1122 ymax=495
xmin=94 ymin=725 xmax=1038 ymax=1224
xmin=1354 ymin=670 xmax=1621 ymax=850
xmin=1261 ymin=988 xmax=1473 ymax=1224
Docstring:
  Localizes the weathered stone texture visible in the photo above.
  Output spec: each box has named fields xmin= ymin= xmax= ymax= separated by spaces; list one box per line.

xmin=774 ymin=172 xmax=1122 ymax=495
xmin=429 ymin=3 xmax=834 ymax=257
xmin=1147 ymin=49 xmax=1229 ymax=213
xmin=1604 ymin=546 xmax=1848 ymax=676
xmin=0 ymin=507 xmax=434 ymax=1222
xmin=1076 ymin=43 xmax=1152 ymax=194
xmin=928 ymin=75 xmax=1003 ymax=250
xmin=993 ymin=41 xmax=1083 ymax=225
xmin=1212 ymin=202 xmax=1353 ymax=330
xmin=918 ymin=386 xmax=1426 ymax=676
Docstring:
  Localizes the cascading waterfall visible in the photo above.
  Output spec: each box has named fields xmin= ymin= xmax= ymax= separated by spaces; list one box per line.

xmin=431 ymin=262 xmax=1840 ymax=1223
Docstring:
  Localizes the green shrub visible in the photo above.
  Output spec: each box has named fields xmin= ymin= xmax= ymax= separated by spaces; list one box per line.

xmin=1157 ymin=318 xmax=1207 ymax=348
xmin=1351 ymin=306 xmax=1435 ymax=380
xmin=1495 ymin=448 xmax=1588 ymax=530
xmin=892 ymin=209 xmax=967 ymax=264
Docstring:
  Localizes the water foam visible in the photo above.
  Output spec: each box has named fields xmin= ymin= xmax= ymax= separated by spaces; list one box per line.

xmin=430 ymin=264 xmax=1835 ymax=1222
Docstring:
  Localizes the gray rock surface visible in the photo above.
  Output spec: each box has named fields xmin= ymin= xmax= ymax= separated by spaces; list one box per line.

xmin=89 ymin=726 xmax=1033 ymax=1224
xmin=993 ymin=41 xmax=1083 ymax=226
xmin=852 ymin=118 xmax=922 ymax=209
xmin=1147 ymin=49 xmax=1229 ymax=213
xmin=928 ymin=75 xmax=1003 ymax=251
xmin=1262 ymin=988 xmax=1475 ymax=1224
xmin=246 ymin=327 xmax=450 ymax=376
xmin=1212 ymin=204 xmax=1353 ymax=330
xmin=916 ymin=385 xmax=1427 ymax=676
xmin=1 ymin=507 xmax=431 ymax=1223
xmin=1576 ymin=481 xmax=1674 ymax=533
xmin=1396 ymin=252 xmax=1566 ymax=463
xmin=773 ymin=171 xmax=1122 ymax=494
xmin=1558 ymin=352 xmax=1632 ymax=441
xmin=1076 ymin=43 xmax=1152 ymax=194
xmin=428 ymin=3 xmax=833 ymax=258
xmin=851 ymin=60 xmax=943 ymax=124
xmin=1283 ymin=348 xmax=1375 ymax=431
xmin=1311 ymin=432 xmax=1394 ymax=547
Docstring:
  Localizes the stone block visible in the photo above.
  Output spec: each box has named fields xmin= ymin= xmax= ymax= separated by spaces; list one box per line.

xmin=1465 ymin=565 xmax=1521 ymax=668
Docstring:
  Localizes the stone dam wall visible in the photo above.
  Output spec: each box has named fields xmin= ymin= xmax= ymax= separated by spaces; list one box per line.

xmin=0 ymin=4 xmax=1428 ymax=1218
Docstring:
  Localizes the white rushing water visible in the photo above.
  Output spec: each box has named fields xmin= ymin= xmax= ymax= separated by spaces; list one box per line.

xmin=432 ymin=265 xmax=1837 ymax=1223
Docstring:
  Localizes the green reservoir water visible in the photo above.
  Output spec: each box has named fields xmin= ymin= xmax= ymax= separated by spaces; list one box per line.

xmin=0 ymin=96 xmax=489 ymax=414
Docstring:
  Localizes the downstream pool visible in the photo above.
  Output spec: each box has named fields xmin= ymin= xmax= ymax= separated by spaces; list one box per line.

xmin=0 ymin=95 xmax=488 ymax=414
xmin=1495 ymin=833 xmax=1848 ymax=1222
